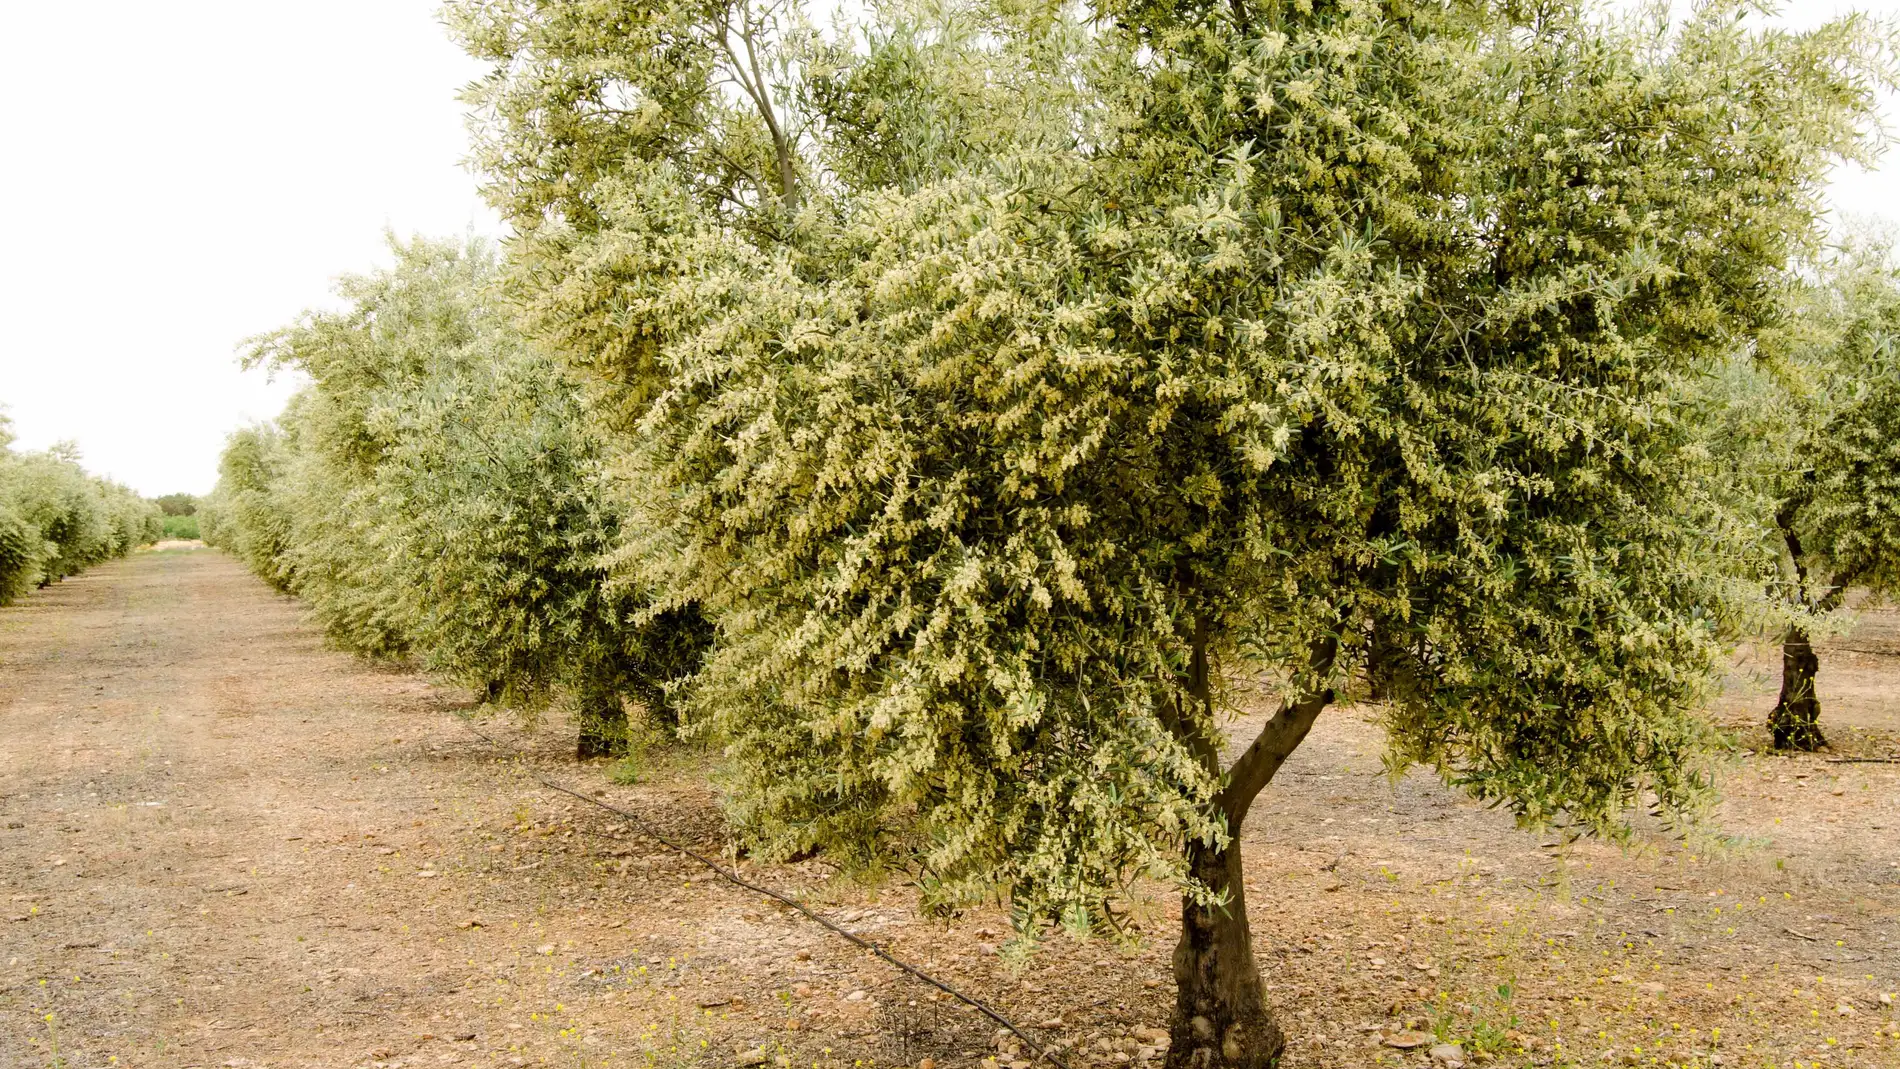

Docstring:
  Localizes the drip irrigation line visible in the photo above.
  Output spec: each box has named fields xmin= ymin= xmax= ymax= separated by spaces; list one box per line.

xmin=459 ymin=718 xmax=1072 ymax=1069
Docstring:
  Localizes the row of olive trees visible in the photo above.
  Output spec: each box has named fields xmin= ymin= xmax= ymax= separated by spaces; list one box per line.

xmin=204 ymin=1 xmax=1897 ymax=1061
xmin=0 ymin=414 xmax=162 ymax=605
xmin=201 ymin=236 xmax=707 ymax=755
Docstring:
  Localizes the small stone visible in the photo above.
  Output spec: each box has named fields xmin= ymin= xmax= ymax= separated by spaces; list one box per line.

xmin=737 ymin=1051 xmax=768 ymax=1067
xmin=793 ymin=982 xmax=812 ymax=998
xmin=1430 ymin=1042 xmax=1466 ymax=1067
xmin=919 ymin=1060 xmax=937 ymax=1069
xmin=536 ymin=944 xmax=555 ymax=956
xmin=1383 ymin=1030 xmax=1432 ymax=1050
xmin=1639 ymin=982 xmax=1665 ymax=996
xmin=794 ymin=949 xmax=811 ymax=961
xmin=1880 ymin=992 xmax=1895 ymax=1006
xmin=845 ymin=989 xmax=868 ymax=1002
xmin=1835 ymin=1002 xmax=1856 ymax=1017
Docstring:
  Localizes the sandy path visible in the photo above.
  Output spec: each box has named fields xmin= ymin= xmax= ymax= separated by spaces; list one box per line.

xmin=0 ymin=547 xmax=504 ymax=1065
xmin=2 ymin=547 xmax=1897 ymax=1069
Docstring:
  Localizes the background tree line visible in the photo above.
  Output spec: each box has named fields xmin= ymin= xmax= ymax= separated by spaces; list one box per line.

xmin=200 ymin=1 xmax=1900 ymax=1063
xmin=0 ymin=413 xmax=163 ymax=605
xmin=199 ymin=236 xmax=707 ymax=756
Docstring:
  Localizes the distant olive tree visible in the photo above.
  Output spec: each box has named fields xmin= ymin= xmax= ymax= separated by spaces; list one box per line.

xmin=457 ymin=0 xmax=1888 ymax=1061
xmin=207 ymin=236 xmax=707 ymax=755
xmin=155 ymin=493 xmax=198 ymax=517
xmin=200 ymin=424 xmax=295 ymax=590
xmin=1711 ymin=238 xmax=1900 ymax=750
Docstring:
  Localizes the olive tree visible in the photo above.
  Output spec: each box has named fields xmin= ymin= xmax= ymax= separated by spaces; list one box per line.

xmin=200 ymin=424 xmax=296 ymax=588
xmin=209 ymin=236 xmax=706 ymax=755
xmin=455 ymin=0 xmax=1887 ymax=1062
xmin=1716 ymin=239 xmax=1900 ymax=750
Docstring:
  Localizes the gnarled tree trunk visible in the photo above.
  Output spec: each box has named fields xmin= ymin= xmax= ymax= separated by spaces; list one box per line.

xmin=1163 ymin=624 xmax=1335 ymax=1068
xmin=1769 ymin=518 xmax=1836 ymax=753
xmin=1770 ymin=625 xmax=1826 ymax=751
xmin=1167 ymin=836 xmax=1284 ymax=1068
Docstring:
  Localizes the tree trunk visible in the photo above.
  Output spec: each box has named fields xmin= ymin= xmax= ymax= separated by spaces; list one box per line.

xmin=1770 ymin=626 xmax=1826 ymax=751
xmin=575 ymin=694 xmax=627 ymax=760
xmin=1160 ymin=619 xmax=1334 ymax=1069
xmin=1166 ymin=835 xmax=1284 ymax=1068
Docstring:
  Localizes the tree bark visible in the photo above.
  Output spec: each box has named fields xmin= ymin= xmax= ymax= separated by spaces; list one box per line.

xmin=1167 ymin=836 xmax=1284 ymax=1067
xmin=1164 ymin=628 xmax=1335 ymax=1069
xmin=1770 ymin=519 xmax=1833 ymax=753
xmin=1770 ymin=625 xmax=1826 ymax=751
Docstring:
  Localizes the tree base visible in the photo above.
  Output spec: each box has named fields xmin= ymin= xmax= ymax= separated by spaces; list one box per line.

xmin=1166 ymin=838 xmax=1286 ymax=1069
xmin=1162 ymin=1004 xmax=1285 ymax=1069
xmin=576 ymin=705 xmax=628 ymax=760
xmin=1770 ymin=628 xmax=1826 ymax=752
xmin=1769 ymin=699 xmax=1826 ymax=751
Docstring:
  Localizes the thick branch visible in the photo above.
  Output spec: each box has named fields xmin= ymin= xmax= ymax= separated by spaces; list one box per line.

xmin=1778 ymin=510 xmax=1854 ymax=614
xmin=1218 ymin=635 xmax=1338 ymax=829
xmin=716 ymin=1 xmax=798 ymax=211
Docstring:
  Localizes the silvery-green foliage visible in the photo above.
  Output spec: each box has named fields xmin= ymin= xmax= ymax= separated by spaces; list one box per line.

xmin=206 ymin=236 xmax=706 ymax=732
xmin=1763 ymin=238 xmax=1900 ymax=601
xmin=459 ymin=0 xmax=1889 ymax=936
xmin=200 ymin=424 xmax=296 ymax=588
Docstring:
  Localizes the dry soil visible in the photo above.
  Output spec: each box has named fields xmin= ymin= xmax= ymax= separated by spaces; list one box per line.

xmin=1 ymin=547 xmax=1896 ymax=1069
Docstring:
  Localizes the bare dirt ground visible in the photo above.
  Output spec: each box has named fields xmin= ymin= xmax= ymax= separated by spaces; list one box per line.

xmin=1 ymin=548 xmax=1896 ymax=1069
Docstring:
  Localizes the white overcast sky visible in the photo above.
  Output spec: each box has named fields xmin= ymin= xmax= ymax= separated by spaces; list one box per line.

xmin=1 ymin=1 xmax=1898 ymax=496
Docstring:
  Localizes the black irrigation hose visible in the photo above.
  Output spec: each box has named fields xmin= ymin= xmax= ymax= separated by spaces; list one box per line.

xmin=459 ymin=718 xmax=1073 ymax=1069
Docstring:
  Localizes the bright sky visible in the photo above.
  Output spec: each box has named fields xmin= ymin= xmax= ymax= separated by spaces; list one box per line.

xmin=1 ymin=0 xmax=1898 ymax=497
xmin=0 ymin=1 xmax=499 ymax=496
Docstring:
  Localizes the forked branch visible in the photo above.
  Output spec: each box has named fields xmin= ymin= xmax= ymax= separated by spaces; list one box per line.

xmin=1218 ymin=635 xmax=1338 ymax=828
